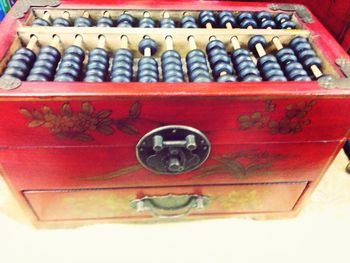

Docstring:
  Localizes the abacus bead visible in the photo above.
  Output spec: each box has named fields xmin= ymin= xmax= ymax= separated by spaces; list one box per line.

xmin=198 ymin=11 xmax=216 ymax=27
xmin=242 ymin=75 xmax=262 ymax=82
xmin=217 ymin=74 xmax=236 ymax=82
xmin=289 ymin=37 xmax=308 ymax=49
xmin=218 ymin=11 xmax=236 ymax=28
xmin=27 ymin=46 xmax=60 ymax=81
xmin=256 ymin=11 xmax=272 ymax=21
xmin=240 ymin=19 xmax=257 ymax=28
xmin=32 ymin=18 xmax=51 ymax=26
xmin=181 ymin=16 xmax=197 ymax=28
xmin=160 ymin=18 xmax=175 ymax=28
xmin=275 ymin=13 xmax=290 ymax=24
xmin=139 ymin=17 xmax=155 ymax=28
xmin=248 ymin=35 xmax=267 ymax=51
xmin=237 ymin=12 xmax=254 ymax=21
xmin=74 ymin=17 xmax=92 ymax=27
xmin=231 ymin=48 xmax=250 ymax=58
xmin=260 ymin=20 xmax=276 ymax=29
xmin=206 ymin=40 xmax=226 ymax=53
xmin=116 ymin=14 xmax=135 ymax=26
xmin=53 ymin=17 xmax=70 ymax=27
xmin=138 ymin=38 xmax=158 ymax=55
xmin=212 ymin=63 xmax=234 ymax=79
xmin=97 ymin=17 xmax=114 ymax=27
xmin=281 ymin=20 xmax=296 ymax=29
xmin=304 ymin=56 xmax=322 ymax=69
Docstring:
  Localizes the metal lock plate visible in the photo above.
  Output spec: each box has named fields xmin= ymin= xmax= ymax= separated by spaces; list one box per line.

xmin=136 ymin=125 xmax=211 ymax=174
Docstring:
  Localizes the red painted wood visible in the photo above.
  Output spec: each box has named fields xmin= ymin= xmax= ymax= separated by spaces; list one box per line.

xmin=0 ymin=98 xmax=349 ymax=148
xmin=0 ymin=1 xmax=349 ymax=225
xmin=24 ymin=182 xmax=307 ymax=221
xmin=0 ymin=141 xmax=338 ymax=190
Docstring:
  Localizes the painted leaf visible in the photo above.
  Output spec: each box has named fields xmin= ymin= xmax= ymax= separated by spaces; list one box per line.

xmin=32 ymin=110 xmax=43 ymax=120
xmin=41 ymin=106 xmax=52 ymax=114
xmin=129 ymin=101 xmax=141 ymax=120
xmin=116 ymin=120 xmax=138 ymax=135
xmin=19 ymin=108 xmax=32 ymax=119
xmin=28 ymin=120 xmax=45 ymax=127
xmin=81 ymin=102 xmax=94 ymax=114
xmin=76 ymin=134 xmax=93 ymax=141
xmin=246 ymin=162 xmax=273 ymax=174
xmin=61 ymin=103 xmax=72 ymax=117
xmin=96 ymin=110 xmax=112 ymax=119
xmin=77 ymin=164 xmax=143 ymax=181
xmin=97 ymin=125 xmax=114 ymax=135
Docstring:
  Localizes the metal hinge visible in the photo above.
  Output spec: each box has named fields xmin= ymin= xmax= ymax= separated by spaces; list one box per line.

xmin=268 ymin=4 xmax=313 ymax=23
xmin=318 ymin=58 xmax=350 ymax=89
xmin=0 ymin=75 xmax=22 ymax=90
xmin=13 ymin=0 xmax=60 ymax=19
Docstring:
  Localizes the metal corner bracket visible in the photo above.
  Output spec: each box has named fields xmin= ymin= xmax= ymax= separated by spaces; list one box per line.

xmin=0 ymin=75 xmax=22 ymax=90
xmin=317 ymin=58 xmax=350 ymax=89
xmin=13 ymin=0 xmax=61 ymax=19
xmin=268 ymin=3 xmax=313 ymax=23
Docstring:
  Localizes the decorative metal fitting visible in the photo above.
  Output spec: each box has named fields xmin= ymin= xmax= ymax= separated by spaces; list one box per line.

xmin=268 ymin=4 xmax=313 ymax=23
xmin=318 ymin=58 xmax=350 ymax=89
xmin=0 ymin=75 xmax=22 ymax=90
xmin=13 ymin=0 xmax=61 ymax=19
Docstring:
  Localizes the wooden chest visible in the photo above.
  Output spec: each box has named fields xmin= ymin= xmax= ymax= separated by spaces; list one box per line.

xmin=0 ymin=0 xmax=349 ymax=228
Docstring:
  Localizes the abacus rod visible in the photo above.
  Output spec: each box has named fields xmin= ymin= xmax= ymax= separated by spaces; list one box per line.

xmin=62 ymin=11 xmax=70 ymax=20
xmin=255 ymin=43 xmax=266 ymax=57
xmin=163 ymin=11 xmax=170 ymax=19
xmin=83 ymin=11 xmax=89 ymax=18
xmin=51 ymin=35 xmax=61 ymax=50
xmin=272 ymin=36 xmax=283 ymax=50
xmin=165 ymin=35 xmax=173 ymax=50
xmin=121 ymin=35 xmax=128 ymax=49
xmin=97 ymin=35 xmax=106 ymax=49
xmin=230 ymin=36 xmax=241 ymax=50
xmin=74 ymin=34 xmax=83 ymax=47
xmin=188 ymin=36 xmax=197 ymax=50
xmin=311 ymin=65 xmax=323 ymax=78
xmin=103 ymin=11 xmax=110 ymax=18
xmin=143 ymin=11 xmax=151 ymax=18
xmin=26 ymin=35 xmax=38 ymax=50
xmin=42 ymin=11 xmax=51 ymax=22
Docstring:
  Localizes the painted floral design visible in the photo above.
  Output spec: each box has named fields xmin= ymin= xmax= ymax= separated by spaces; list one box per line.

xmin=238 ymin=100 xmax=316 ymax=135
xmin=196 ymin=150 xmax=282 ymax=179
xmin=20 ymin=101 xmax=145 ymax=141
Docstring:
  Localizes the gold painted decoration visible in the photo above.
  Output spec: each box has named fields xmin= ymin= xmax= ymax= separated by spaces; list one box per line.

xmin=214 ymin=189 xmax=263 ymax=210
xmin=238 ymin=100 xmax=316 ymax=134
xmin=19 ymin=101 xmax=153 ymax=141
xmin=196 ymin=150 xmax=282 ymax=179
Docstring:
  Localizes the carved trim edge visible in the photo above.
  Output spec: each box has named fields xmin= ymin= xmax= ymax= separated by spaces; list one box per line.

xmin=0 ymin=75 xmax=21 ymax=90
xmin=318 ymin=58 xmax=350 ymax=89
xmin=268 ymin=3 xmax=314 ymax=23
xmin=13 ymin=0 xmax=61 ymax=19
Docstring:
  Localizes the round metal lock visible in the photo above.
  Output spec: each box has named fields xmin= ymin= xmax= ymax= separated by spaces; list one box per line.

xmin=136 ymin=125 xmax=211 ymax=174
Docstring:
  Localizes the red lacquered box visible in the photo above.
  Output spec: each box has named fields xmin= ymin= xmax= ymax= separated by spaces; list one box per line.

xmin=0 ymin=0 xmax=349 ymax=228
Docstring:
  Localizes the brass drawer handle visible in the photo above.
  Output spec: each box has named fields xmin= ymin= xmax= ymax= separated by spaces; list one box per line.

xmin=130 ymin=194 xmax=210 ymax=219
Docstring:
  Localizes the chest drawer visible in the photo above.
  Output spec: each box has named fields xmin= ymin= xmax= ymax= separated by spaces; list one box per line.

xmin=23 ymin=181 xmax=307 ymax=222
xmin=0 ymin=141 xmax=339 ymax=190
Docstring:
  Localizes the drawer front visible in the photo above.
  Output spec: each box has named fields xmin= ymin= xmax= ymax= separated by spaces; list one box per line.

xmin=24 ymin=182 xmax=307 ymax=221
xmin=0 ymin=142 xmax=338 ymax=190
xmin=0 ymin=98 xmax=349 ymax=148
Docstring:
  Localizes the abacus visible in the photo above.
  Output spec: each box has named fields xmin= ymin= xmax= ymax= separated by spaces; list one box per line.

xmin=0 ymin=8 xmax=336 ymax=83
xmin=0 ymin=0 xmax=349 ymax=228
